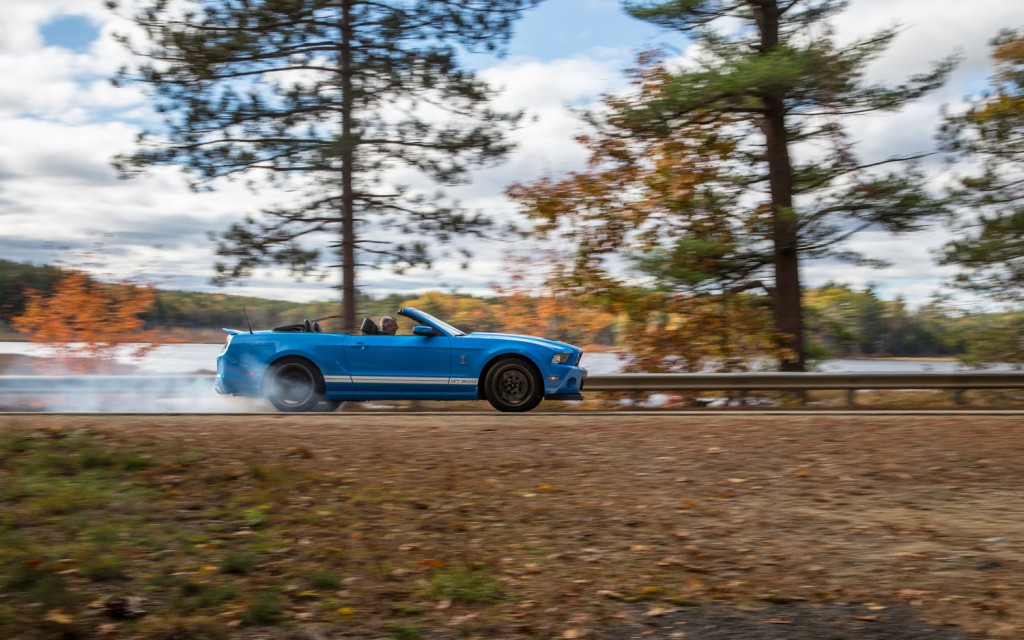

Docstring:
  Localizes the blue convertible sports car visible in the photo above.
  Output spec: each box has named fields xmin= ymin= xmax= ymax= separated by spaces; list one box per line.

xmin=215 ymin=307 xmax=587 ymax=412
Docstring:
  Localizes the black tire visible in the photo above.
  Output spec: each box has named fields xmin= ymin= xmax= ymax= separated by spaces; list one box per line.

xmin=483 ymin=357 xmax=543 ymax=412
xmin=264 ymin=357 xmax=326 ymax=412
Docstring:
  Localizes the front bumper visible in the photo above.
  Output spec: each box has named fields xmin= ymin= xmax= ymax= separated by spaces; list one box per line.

xmin=544 ymin=365 xmax=587 ymax=400
xmin=546 ymin=392 xmax=584 ymax=401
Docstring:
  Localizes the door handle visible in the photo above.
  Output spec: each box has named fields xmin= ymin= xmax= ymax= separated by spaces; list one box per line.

xmin=350 ymin=343 xmax=367 ymax=350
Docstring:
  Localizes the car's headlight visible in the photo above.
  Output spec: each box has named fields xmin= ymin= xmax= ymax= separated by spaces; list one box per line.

xmin=552 ymin=352 xmax=571 ymax=364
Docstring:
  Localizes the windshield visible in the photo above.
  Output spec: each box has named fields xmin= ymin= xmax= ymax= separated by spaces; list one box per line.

xmin=404 ymin=308 xmax=465 ymax=336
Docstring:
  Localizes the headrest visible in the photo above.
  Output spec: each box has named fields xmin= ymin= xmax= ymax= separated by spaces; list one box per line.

xmin=360 ymin=317 xmax=379 ymax=335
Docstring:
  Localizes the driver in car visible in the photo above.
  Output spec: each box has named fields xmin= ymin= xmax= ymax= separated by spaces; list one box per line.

xmin=380 ymin=316 xmax=398 ymax=335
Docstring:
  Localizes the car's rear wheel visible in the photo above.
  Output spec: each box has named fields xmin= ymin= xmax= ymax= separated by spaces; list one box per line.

xmin=484 ymin=357 xmax=543 ymax=412
xmin=264 ymin=357 xmax=325 ymax=412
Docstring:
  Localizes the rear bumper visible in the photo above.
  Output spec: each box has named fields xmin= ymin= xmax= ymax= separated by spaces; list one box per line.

xmin=216 ymin=356 xmax=262 ymax=397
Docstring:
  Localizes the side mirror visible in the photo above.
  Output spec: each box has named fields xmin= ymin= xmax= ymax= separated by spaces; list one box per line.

xmin=413 ymin=325 xmax=438 ymax=337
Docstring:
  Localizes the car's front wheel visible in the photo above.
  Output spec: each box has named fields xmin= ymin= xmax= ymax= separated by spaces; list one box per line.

xmin=484 ymin=357 xmax=543 ymax=412
xmin=264 ymin=357 xmax=326 ymax=412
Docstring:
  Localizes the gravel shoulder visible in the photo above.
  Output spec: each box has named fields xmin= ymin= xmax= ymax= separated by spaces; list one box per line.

xmin=2 ymin=413 xmax=1021 ymax=639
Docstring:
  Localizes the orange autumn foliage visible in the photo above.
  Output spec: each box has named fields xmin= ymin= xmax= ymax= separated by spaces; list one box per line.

xmin=489 ymin=252 xmax=618 ymax=348
xmin=12 ymin=271 xmax=167 ymax=372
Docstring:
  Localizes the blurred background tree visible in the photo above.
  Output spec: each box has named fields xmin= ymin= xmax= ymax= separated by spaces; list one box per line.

xmin=518 ymin=0 xmax=957 ymax=371
xmin=12 ymin=271 xmax=163 ymax=372
xmin=939 ymin=28 xmax=1023 ymax=364
xmin=509 ymin=57 xmax=782 ymax=371
xmin=111 ymin=0 xmax=538 ymax=331
xmin=803 ymin=284 xmax=962 ymax=359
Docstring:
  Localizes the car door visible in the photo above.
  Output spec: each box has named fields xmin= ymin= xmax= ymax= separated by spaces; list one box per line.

xmin=344 ymin=334 xmax=453 ymax=396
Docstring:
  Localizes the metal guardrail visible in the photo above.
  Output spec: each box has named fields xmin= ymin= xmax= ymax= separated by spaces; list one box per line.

xmin=584 ymin=372 xmax=1024 ymax=391
xmin=0 ymin=372 xmax=1021 ymax=395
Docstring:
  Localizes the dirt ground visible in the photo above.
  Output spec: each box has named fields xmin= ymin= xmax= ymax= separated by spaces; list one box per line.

xmin=3 ymin=413 xmax=1022 ymax=639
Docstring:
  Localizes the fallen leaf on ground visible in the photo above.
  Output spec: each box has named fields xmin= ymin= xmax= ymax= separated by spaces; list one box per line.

xmin=45 ymin=611 xmax=72 ymax=625
xmin=646 ymin=606 xmax=678 ymax=617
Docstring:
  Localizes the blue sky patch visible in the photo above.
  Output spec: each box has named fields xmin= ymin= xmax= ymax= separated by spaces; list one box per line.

xmin=41 ymin=15 xmax=100 ymax=53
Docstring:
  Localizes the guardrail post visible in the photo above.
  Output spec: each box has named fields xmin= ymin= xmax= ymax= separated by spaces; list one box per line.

xmin=846 ymin=389 xmax=857 ymax=407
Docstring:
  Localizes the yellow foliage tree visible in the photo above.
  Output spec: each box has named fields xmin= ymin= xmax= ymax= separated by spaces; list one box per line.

xmin=12 ymin=271 xmax=164 ymax=372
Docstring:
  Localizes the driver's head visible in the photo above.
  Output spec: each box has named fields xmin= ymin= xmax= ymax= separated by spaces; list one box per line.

xmin=380 ymin=316 xmax=398 ymax=335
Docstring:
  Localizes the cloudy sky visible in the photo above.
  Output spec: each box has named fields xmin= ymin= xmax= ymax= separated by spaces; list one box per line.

xmin=1 ymin=0 xmax=1019 ymax=306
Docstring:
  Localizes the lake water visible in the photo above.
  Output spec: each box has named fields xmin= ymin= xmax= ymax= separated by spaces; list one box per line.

xmin=0 ymin=341 xmax=1012 ymax=374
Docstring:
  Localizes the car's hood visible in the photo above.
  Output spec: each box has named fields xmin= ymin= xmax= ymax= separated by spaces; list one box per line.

xmin=466 ymin=332 xmax=579 ymax=353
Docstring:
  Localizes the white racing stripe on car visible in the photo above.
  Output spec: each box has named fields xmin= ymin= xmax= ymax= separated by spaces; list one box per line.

xmin=350 ymin=376 xmax=446 ymax=385
xmin=334 ymin=376 xmax=479 ymax=385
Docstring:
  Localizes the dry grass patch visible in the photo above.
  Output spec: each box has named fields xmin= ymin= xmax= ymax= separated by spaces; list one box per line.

xmin=1 ymin=414 xmax=1022 ymax=639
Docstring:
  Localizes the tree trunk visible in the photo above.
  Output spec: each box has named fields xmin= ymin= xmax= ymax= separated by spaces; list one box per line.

xmin=339 ymin=0 xmax=357 ymax=332
xmin=756 ymin=0 xmax=806 ymax=372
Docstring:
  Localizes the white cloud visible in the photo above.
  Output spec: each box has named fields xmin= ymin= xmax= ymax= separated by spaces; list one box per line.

xmin=807 ymin=228 xmax=961 ymax=297
xmin=827 ymin=0 xmax=1020 ymax=165
xmin=836 ymin=0 xmax=1019 ymax=82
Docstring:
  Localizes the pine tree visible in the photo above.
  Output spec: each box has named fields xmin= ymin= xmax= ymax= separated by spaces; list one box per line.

xmin=111 ymin=0 xmax=537 ymax=330
xmin=610 ymin=0 xmax=957 ymax=370
xmin=940 ymin=28 xmax=1024 ymax=304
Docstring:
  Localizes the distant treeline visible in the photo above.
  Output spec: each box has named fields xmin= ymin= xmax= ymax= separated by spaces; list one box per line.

xmin=1 ymin=259 xmax=1019 ymax=362
xmin=0 ymin=259 xmax=418 ymax=336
